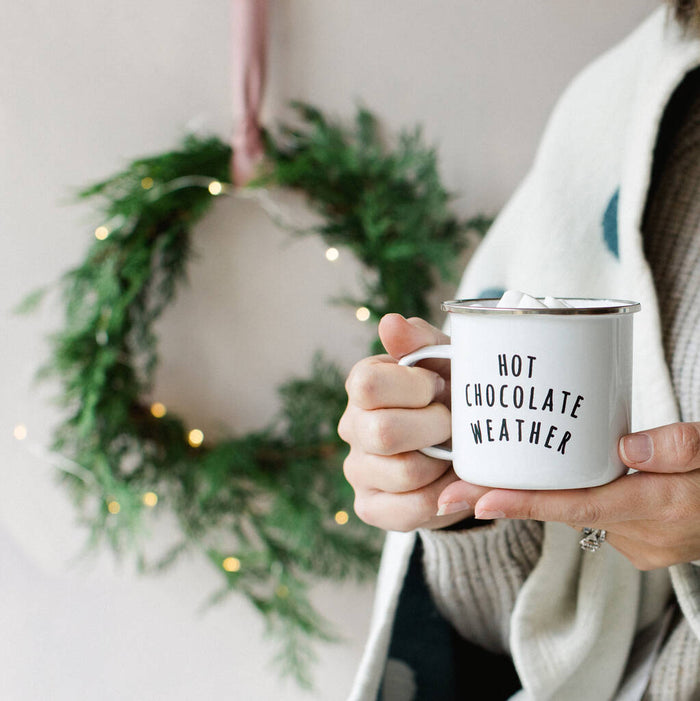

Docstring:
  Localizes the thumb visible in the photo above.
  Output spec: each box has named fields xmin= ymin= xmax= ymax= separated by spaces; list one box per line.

xmin=619 ymin=422 xmax=700 ymax=473
xmin=378 ymin=314 xmax=450 ymax=361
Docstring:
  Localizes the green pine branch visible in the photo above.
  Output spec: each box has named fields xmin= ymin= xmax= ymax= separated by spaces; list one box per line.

xmin=262 ymin=101 xmax=489 ymax=330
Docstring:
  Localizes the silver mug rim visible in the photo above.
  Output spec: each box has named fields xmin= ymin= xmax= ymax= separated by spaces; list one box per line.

xmin=442 ymin=298 xmax=641 ymax=316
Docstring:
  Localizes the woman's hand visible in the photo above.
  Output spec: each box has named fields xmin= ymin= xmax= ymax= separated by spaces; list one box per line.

xmin=437 ymin=422 xmax=700 ymax=569
xmin=338 ymin=313 xmax=464 ymax=531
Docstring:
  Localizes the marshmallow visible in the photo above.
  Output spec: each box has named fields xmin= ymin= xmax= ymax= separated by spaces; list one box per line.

xmin=543 ymin=296 xmax=573 ymax=308
xmin=497 ymin=290 xmax=547 ymax=309
xmin=496 ymin=290 xmax=572 ymax=309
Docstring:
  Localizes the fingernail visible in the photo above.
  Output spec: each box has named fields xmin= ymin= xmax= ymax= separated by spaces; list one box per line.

xmin=435 ymin=375 xmax=446 ymax=395
xmin=620 ymin=433 xmax=653 ymax=464
xmin=436 ymin=500 xmax=471 ymax=517
xmin=474 ymin=507 xmax=506 ymax=520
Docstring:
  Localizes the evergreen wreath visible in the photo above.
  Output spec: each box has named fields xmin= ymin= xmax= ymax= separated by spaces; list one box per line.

xmin=23 ymin=102 xmax=490 ymax=687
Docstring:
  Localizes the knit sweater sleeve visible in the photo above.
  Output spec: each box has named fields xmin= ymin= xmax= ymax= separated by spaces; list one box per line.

xmin=418 ymin=519 xmax=543 ymax=655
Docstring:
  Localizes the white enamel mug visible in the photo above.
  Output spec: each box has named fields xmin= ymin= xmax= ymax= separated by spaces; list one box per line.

xmin=399 ymin=298 xmax=641 ymax=490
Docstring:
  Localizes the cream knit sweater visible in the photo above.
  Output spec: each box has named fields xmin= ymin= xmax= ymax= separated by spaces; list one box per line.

xmin=349 ymin=9 xmax=700 ymax=701
xmin=418 ymin=61 xmax=700 ymax=701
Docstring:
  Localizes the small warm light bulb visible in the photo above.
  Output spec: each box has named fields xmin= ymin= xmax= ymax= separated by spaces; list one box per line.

xmin=13 ymin=424 xmax=28 ymax=441
xmin=141 ymin=176 xmax=154 ymax=190
xmin=334 ymin=510 xmax=349 ymax=525
xmin=95 ymin=226 xmax=110 ymax=240
xmin=222 ymin=556 xmax=241 ymax=572
xmin=107 ymin=500 xmax=121 ymax=514
xmin=150 ymin=402 xmax=167 ymax=418
xmin=355 ymin=307 xmax=370 ymax=322
xmin=188 ymin=429 xmax=204 ymax=447
xmin=142 ymin=492 xmax=158 ymax=507
xmin=325 ymin=247 xmax=339 ymax=262
xmin=208 ymin=180 xmax=223 ymax=196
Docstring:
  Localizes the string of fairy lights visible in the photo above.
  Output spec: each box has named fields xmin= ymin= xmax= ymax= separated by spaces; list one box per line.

xmin=12 ymin=174 xmax=359 ymax=573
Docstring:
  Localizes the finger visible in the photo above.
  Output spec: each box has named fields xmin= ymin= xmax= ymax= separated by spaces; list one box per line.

xmin=345 ymin=355 xmax=447 ymax=410
xmin=353 ymin=468 xmax=462 ymax=532
xmin=590 ymin=529 xmax=700 ymax=571
xmin=378 ymin=314 xmax=451 ymax=374
xmin=436 ymin=480 xmax=493 ymax=517
xmin=573 ymin=528 xmax=640 ymax=567
xmin=564 ymin=521 xmax=700 ymax=569
xmin=343 ymin=448 xmax=452 ymax=495
xmin=471 ymin=471 xmax=676 ymax=525
xmin=354 ymin=404 xmax=452 ymax=456
xmin=619 ymin=422 xmax=700 ymax=473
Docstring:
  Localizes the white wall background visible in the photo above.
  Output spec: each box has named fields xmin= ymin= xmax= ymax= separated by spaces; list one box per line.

xmin=1 ymin=1 xmax=660 ymax=699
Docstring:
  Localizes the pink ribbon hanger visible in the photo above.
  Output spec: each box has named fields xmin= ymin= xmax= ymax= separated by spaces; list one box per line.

xmin=231 ymin=0 xmax=268 ymax=187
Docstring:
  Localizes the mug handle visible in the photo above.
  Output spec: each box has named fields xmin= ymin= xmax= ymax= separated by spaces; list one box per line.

xmin=398 ymin=344 xmax=453 ymax=462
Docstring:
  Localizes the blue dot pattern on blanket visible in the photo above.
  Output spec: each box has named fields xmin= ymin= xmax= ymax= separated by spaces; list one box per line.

xmin=477 ymin=287 xmax=506 ymax=299
xmin=603 ymin=188 xmax=620 ymax=258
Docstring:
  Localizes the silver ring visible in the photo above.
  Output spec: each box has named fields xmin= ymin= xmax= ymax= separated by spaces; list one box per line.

xmin=579 ymin=527 xmax=607 ymax=552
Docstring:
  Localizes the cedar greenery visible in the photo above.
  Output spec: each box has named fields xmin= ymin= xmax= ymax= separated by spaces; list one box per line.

xmin=263 ymin=103 xmax=491 ymax=340
xmin=26 ymin=102 xmax=489 ymax=687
